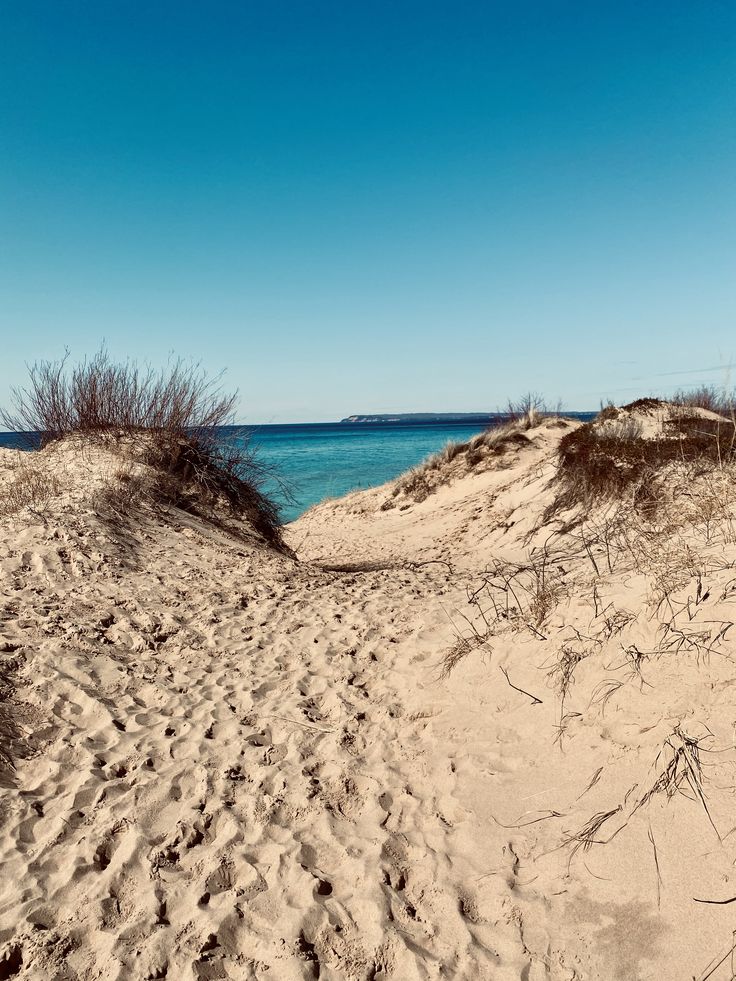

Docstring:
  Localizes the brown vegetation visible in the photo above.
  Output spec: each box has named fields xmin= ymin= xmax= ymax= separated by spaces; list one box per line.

xmin=672 ymin=384 xmax=735 ymax=415
xmin=545 ymin=404 xmax=736 ymax=523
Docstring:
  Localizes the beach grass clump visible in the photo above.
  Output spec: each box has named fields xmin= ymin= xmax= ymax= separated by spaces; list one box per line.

xmin=390 ymin=397 xmax=550 ymax=505
xmin=0 ymin=662 xmax=18 ymax=787
xmin=1 ymin=350 xmax=285 ymax=547
xmin=0 ymin=456 xmax=62 ymax=519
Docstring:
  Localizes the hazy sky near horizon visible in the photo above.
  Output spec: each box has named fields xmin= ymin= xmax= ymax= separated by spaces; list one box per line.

xmin=2 ymin=1 xmax=734 ymax=422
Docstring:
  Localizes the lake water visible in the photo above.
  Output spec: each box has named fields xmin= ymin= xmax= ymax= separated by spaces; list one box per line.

xmin=245 ymin=421 xmax=494 ymax=521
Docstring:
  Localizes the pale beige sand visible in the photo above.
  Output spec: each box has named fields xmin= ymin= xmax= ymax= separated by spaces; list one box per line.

xmin=1 ymin=411 xmax=736 ymax=979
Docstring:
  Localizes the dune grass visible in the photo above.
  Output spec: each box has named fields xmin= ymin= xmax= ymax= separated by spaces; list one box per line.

xmin=387 ymin=399 xmax=553 ymax=505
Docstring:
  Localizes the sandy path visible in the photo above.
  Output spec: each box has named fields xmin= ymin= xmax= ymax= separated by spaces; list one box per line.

xmin=0 ymin=494 xmax=528 ymax=979
xmin=3 ymin=417 xmax=736 ymax=979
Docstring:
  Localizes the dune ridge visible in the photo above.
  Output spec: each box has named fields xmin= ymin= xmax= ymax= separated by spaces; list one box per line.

xmin=2 ymin=403 xmax=736 ymax=978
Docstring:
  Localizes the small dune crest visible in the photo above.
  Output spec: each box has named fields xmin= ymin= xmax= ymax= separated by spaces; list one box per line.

xmin=545 ymin=396 xmax=736 ymax=525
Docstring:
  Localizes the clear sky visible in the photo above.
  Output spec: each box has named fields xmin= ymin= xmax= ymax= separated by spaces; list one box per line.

xmin=2 ymin=1 xmax=734 ymax=422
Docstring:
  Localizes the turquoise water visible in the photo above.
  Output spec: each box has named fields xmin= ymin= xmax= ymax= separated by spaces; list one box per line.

xmin=245 ymin=421 xmax=493 ymax=522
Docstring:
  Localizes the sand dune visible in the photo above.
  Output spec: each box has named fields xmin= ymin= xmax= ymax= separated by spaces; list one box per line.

xmin=2 ymin=407 xmax=736 ymax=978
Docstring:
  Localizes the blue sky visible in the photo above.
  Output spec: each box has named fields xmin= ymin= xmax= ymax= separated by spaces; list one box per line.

xmin=2 ymin=1 xmax=734 ymax=422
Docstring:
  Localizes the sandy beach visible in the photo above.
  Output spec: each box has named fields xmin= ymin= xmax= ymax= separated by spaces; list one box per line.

xmin=2 ymin=404 xmax=736 ymax=979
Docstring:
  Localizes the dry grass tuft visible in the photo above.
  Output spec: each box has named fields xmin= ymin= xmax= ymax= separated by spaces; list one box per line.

xmin=563 ymin=805 xmax=625 ymax=859
xmin=441 ymin=634 xmax=488 ymax=679
xmin=565 ymin=725 xmax=719 ymax=866
xmin=89 ymin=466 xmax=149 ymax=525
xmin=390 ymin=402 xmax=551 ymax=505
xmin=441 ymin=548 xmax=570 ymax=676
xmin=632 ymin=726 xmax=719 ymax=836
xmin=0 ymin=662 xmax=18 ymax=786
xmin=0 ymin=456 xmax=62 ymax=519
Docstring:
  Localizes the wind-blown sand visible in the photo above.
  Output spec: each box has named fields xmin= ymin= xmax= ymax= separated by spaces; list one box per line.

xmin=2 ymin=408 xmax=736 ymax=979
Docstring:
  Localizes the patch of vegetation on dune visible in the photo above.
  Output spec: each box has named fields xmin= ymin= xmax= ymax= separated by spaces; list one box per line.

xmin=546 ymin=397 xmax=736 ymax=523
xmin=384 ymin=394 xmax=562 ymax=507
xmin=1 ymin=349 xmax=289 ymax=549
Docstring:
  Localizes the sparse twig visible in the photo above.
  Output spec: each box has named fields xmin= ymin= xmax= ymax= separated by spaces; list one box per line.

xmin=648 ymin=824 xmax=662 ymax=909
xmin=499 ymin=665 xmax=542 ymax=705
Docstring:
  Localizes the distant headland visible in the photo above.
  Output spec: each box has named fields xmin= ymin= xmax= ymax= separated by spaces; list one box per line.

xmin=340 ymin=411 xmax=596 ymax=425
xmin=340 ymin=412 xmax=503 ymax=424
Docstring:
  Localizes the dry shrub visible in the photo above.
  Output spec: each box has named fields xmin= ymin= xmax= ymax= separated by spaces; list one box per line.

xmin=620 ymin=397 xmax=663 ymax=413
xmin=2 ymin=349 xmax=234 ymax=440
xmin=596 ymin=403 xmax=619 ymax=422
xmin=507 ymin=392 xmax=548 ymax=423
xmin=1 ymin=350 xmax=286 ymax=547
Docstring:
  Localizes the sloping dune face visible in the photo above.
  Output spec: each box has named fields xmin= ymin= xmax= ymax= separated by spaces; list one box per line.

xmin=2 ymin=411 xmax=736 ymax=979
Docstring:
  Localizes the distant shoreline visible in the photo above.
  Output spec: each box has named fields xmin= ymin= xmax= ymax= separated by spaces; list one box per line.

xmin=341 ymin=412 xmax=505 ymax=424
xmin=340 ymin=411 xmax=594 ymax=424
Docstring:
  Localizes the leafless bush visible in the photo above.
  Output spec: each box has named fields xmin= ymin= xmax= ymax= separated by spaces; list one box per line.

xmin=507 ymin=392 xmax=550 ymax=423
xmin=2 ymin=349 xmax=235 ymax=440
xmin=596 ymin=402 xmax=619 ymax=422
xmin=1 ymin=350 xmax=287 ymax=547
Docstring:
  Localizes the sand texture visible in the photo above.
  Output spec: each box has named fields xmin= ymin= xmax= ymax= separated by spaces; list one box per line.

xmin=2 ymin=409 xmax=736 ymax=979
